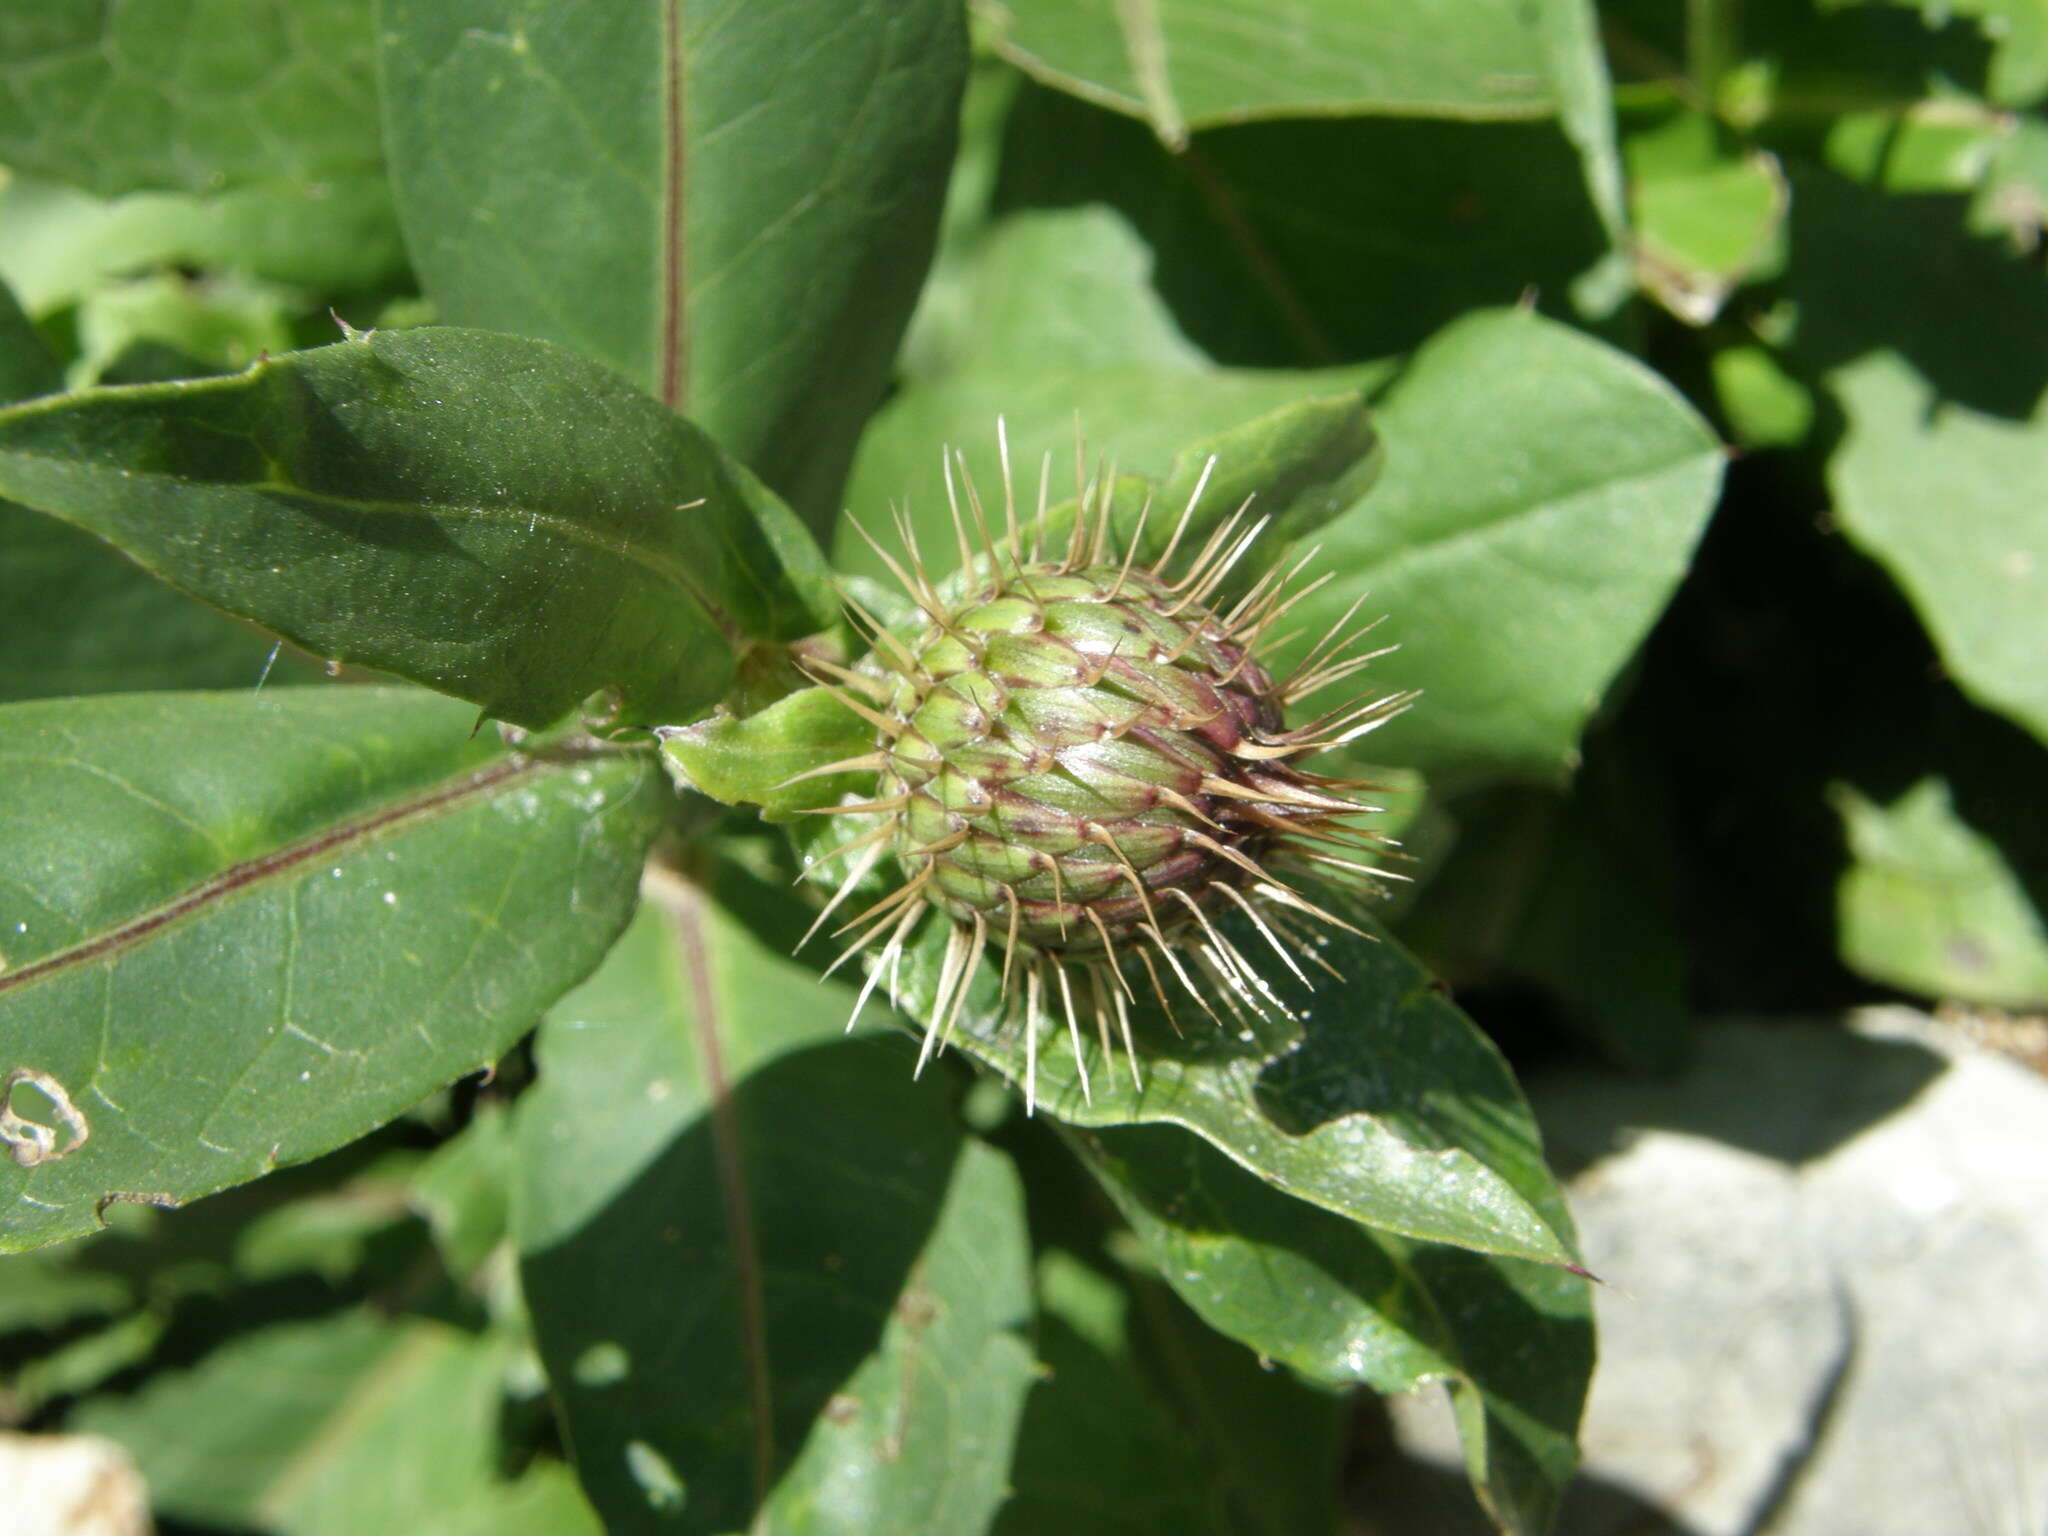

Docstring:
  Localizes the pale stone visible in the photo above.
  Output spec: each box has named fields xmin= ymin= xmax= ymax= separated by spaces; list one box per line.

xmin=0 ymin=1432 xmax=151 ymax=1536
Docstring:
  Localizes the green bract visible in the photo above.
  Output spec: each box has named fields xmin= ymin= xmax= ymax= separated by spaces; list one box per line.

xmin=808 ymin=469 xmax=1411 ymax=1104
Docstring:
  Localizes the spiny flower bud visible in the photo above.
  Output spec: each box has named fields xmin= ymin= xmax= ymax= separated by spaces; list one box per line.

xmin=801 ymin=433 xmax=1411 ymax=1109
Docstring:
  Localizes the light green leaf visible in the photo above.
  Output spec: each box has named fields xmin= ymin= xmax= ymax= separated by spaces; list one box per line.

xmin=1073 ymin=1123 xmax=1590 ymax=1536
xmin=977 ymin=0 xmax=1563 ymax=140
xmin=891 ymin=902 xmax=1579 ymax=1270
xmin=516 ymin=889 xmax=1036 ymax=1536
xmin=1622 ymin=99 xmax=1787 ymax=323
xmin=840 ymin=367 xmax=1391 ymax=591
xmin=1273 ymin=307 xmax=1725 ymax=787
xmin=839 ymin=208 xmax=1392 ymax=590
xmin=409 ymin=1102 xmax=513 ymax=1280
xmin=0 ymin=173 xmax=406 ymax=309
xmin=0 ymin=328 xmax=832 ymax=729
xmin=72 ymin=1310 xmax=507 ymax=1536
xmin=1833 ymin=777 xmax=2048 ymax=1010
xmin=0 ymin=1245 xmax=132 ymax=1336
xmin=377 ymin=0 xmax=966 ymax=528
xmin=0 ymin=0 xmax=385 ymax=199
xmin=658 ymin=685 xmax=874 ymax=820
xmin=68 ymin=270 xmax=298 ymax=389
xmin=0 ymin=687 xmax=663 ymax=1252
xmin=1828 ymin=353 xmax=2048 ymax=751
xmin=416 ymin=1464 xmax=606 ymax=1536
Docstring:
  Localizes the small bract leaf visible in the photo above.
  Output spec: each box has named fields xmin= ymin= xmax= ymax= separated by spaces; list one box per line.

xmin=657 ymin=685 xmax=874 ymax=819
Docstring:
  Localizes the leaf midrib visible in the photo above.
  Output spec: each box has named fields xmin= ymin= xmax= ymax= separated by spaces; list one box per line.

xmin=0 ymin=447 xmax=748 ymax=647
xmin=0 ymin=753 xmax=541 ymax=999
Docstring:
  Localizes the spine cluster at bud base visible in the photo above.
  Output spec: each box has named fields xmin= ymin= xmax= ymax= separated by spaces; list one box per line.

xmin=796 ymin=430 xmax=1412 ymax=1110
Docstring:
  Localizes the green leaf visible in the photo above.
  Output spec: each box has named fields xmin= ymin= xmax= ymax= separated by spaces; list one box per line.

xmin=992 ymin=84 xmax=1614 ymax=366
xmin=377 ymin=0 xmax=966 ymax=528
xmin=1072 ymin=1123 xmax=1590 ymax=1536
xmin=417 ymin=1464 xmax=605 ymax=1536
xmin=978 ymin=0 xmax=1565 ymax=138
xmin=993 ymin=1255 xmax=1236 ymax=1536
xmin=409 ymin=1102 xmax=513 ymax=1280
xmin=0 ymin=328 xmax=833 ymax=729
xmin=658 ymin=685 xmax=875 ymax=820
xmin=71 ymin=1310 xmax=507 ymax=1536
xmin=0 ymin=686 xmax=663 ymax=1252
xmin=0 ymin=506 xmax=323 ymax=704
xmin=516 ymin=889 xmax=1036 ymax=1536
xmin=0 ymin=274 xmax=60 ymax=403
xmin=0 ymin=1244 xmax=132 ymax=1336
xmin=1783 ymin=168 xmax=2048 ymax=751
xmin=1273 ymin=307 xmax=1725 ymax=787
xmin=1621 ymin=98 xmax=1787 ymax=323
xmin=1827 ymin=352 xmax=2048 ymax=751
xmin=68 ymin=270 xmax=298 ymax=389
xmin=1833 ymin=777 xmax=2048 ymax=1009
xmin=994 ymin=1250 xmax=1342 ymax=1536
xmin=890 ymin=902 xmax=1579 ymax=1270
xmin=0 ymin=0 xmax=385 ymax=199
xmin=0 ymin=172 xmax=407 ymax=308
xmin=839 ymin=208 xmax=1392 ymax=590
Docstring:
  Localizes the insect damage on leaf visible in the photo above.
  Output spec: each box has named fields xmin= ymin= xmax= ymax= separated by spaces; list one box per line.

xmin=792 ymin=425 xmax=1414 ymax=1110
xmin=1 ymin=1067 xmax=91 ymax=1169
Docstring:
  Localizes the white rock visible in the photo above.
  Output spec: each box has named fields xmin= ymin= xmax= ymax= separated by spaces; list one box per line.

xmin=1388 ymin=1010 xmax=2048 ymax=1535
xmin=0 ymin=1432 xmax=151 ymax=1536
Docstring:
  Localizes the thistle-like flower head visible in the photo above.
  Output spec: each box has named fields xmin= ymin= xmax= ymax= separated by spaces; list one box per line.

xmin=803 ymin=429 xmax=1412 ymax=1109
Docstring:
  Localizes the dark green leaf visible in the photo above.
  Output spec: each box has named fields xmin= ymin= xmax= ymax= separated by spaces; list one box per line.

xmin=0 ymin=0 xmax=385 ymax=199
xmin=1272 ymin=307 xmax=1725 ymax=787
xmin=0 ymin=274 xmax=60 ymax=403
xmin=994 ymin=1249 xmax=1343 ymax=1536
xmin=377 ymin=0 xmax=966 ymax=528
xmin=0 ymin=686 xmax=663 ymax=1251
xmin=0 ymin=328 xmax=833 ymax=728
xmin=0 ymin=506 xmax=323 ymax=704
xmin=1073 ymin=1123 xmax=1590 ymax=1536
xmin=71 ymin=1310 xmax=507 ymax=1536
xmin=517 ymin=889 xmax=1035 ymax=1535
xmin=891 ymin=901 xmax=1578 ymax=1269
xmin=1832 ymin=777 xmax=2048 ymax=1009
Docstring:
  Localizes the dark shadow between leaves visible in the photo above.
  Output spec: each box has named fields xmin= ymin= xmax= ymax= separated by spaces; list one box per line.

xmin=1784 ymin=166 xmax=2048 ymax=423
xmin=1528 ymin=1018 xmax=1946 ymax=1175
xmin=519 ymin=1037 xmax=961 ymax=1536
